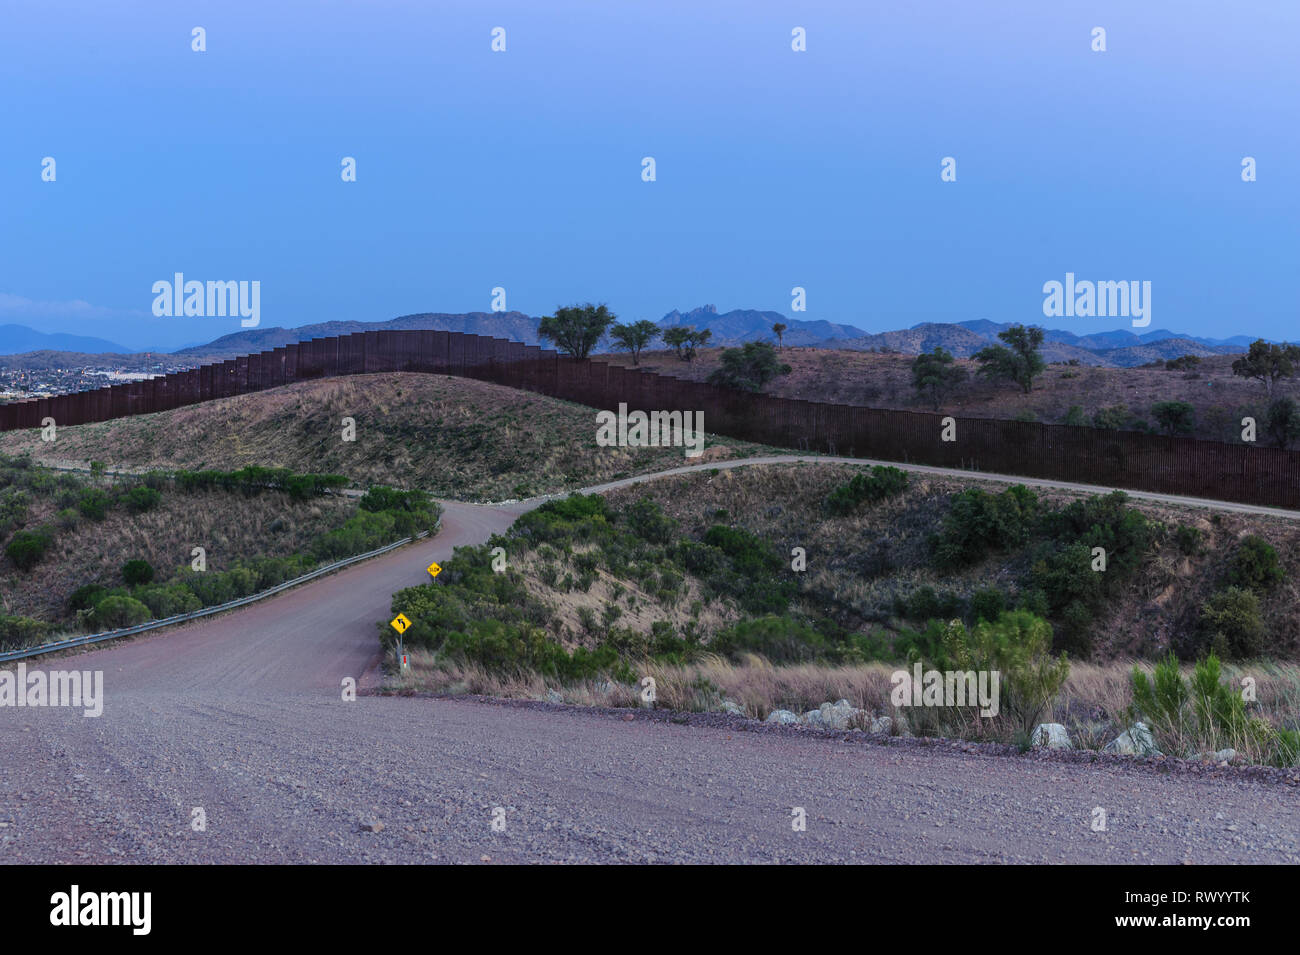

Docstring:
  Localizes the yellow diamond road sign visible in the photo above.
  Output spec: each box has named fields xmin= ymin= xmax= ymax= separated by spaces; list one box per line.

xmin=427 ymin=561 xmax=442 ymax=579
xmin=390 ymin=613 xmax=412 ymax=635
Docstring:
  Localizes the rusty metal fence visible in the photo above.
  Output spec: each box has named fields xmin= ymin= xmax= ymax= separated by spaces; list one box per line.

xmin=2 ymin=329 xmax=1297 ymax=508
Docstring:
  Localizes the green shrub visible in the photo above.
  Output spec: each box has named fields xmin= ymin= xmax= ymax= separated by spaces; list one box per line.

xmin=711 ymin=615 xmax=829 ymax=664
xmin=312 ymin=509 xmax=398 ymax=560
xmin=970 ymin=587 xmax=1007 ymax=623
xmin=702 ymin=525 xmax=780 ymax=576
xmin=1198 ymin=587 xmax=1265 ymax=659
xmin=1092 ymin=405 xmax=1130 ymax=430
xmin=439 ymin=619 xmax=618 ymax=681
xmin=895 ymin=585 xmax=964 ymax=623
xmin=0 ymin=488 xmax=30 ymax=536
xmin=1227 ymin=535 xmax=1283 ymax=591
xmin=133 ymin=582 xmax=203 ymax=619
xmin=1151 ymin=400 xmax=1196 ymax=435
xmin=825 ymin=466 xmax=909 ymax=516
xmin=174 ymin=466 xmax=347 ymax=499
xmin=0 ymin=613 xmax=51 ymax=650
xmin=92 ymin=595 xmax=152 ymax=629
xmin=5 ymin=527 xmax=52 ymax=571
xmin=700 ymin=524 xmax=794 ymax=613
xmin=122 ymin=559 xmax=155 ymax=586
xmin=1174 ymin=524 xmax=1203 ymax=556
xmin=624 ymin=498 xmax=676 ymax=544
xmin=68 ymin=584 xmax=110 ymax=614
xmin=931 ymin=485 xmax=1039 ymax=568
xmin=76 ymin=488 xmax=112 ymax=520
xmin=360 ymin=485 xmax=424 ymax=513
xmin=123 ymin=485 xmax=162 ymax=513
xmin=909 ymin=611 xmax=1069 ymax=734
xmin=1044 ymin=491 xmax=1153 ymax=577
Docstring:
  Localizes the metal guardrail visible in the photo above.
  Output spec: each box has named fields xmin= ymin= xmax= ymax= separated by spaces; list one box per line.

xmin=0 ymin=524 xmax=437 ymax=663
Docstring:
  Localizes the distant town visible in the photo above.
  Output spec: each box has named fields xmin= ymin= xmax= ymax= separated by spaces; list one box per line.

xmin=0 ymin=359 xmax=194 ymax=402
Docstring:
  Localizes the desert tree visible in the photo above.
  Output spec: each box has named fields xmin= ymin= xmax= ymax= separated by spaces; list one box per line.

xmin=1265 ymin=397 xmax=1300 ymax=449
xmin=1151 ymin=400 xmax=1196 ymax=436
xmin=1231 ymin=340 xmax=1300 ymax=396
xmin=538 ymin=302 xmax=616 ymax=360
xmin=910 ymin=346 xmax=967 ymax=410
xmin=609 ymin=319 xmax=659 ymax=366
xmin=772 ymin=322 xmax=787 ymax=351
xmin=973 ymin=324 xmax=1045 ymax=394
xmin=662 ymin=326 xmax=712 ymax=362
xmin=707 ymin=342 xmax=792 ymax=393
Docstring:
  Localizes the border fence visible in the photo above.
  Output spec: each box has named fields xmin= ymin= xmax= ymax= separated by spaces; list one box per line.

xmin=2 ymin=329 xmax=1297 ymax=508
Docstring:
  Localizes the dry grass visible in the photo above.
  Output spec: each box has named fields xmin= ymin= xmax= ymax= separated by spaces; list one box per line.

xmin=389 ymin=650 xmax=1300 ymax=765
xmin=511 ymin=543 xmax=737 ymax=646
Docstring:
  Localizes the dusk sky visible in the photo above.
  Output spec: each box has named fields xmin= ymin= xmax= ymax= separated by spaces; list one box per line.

xmin=1 ymin=0 xmax=1295 ymax=350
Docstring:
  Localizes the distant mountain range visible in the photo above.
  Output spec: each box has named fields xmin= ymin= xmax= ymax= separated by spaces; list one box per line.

xmin=0 ymin=323 xmax=134 ymax=356
xmin=658 ymin=305 xmax=869 ymax=347
xmin=0 ymin=308 xmax=1278 ymax=369
xmin=828 ymin=320 xmax=1257 ymax=368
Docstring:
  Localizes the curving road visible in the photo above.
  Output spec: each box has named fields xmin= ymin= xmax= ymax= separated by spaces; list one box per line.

xmin=1 ymin=458 xmax=1297 ymax=864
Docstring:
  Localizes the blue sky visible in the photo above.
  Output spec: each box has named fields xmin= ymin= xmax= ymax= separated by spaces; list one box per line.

xmin=1 ymin=0 xmax=1295 ymax=350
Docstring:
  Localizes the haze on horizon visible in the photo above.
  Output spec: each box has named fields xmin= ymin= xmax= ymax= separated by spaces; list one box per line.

xmin=0 ymin=0 xmax=1295 ymax=351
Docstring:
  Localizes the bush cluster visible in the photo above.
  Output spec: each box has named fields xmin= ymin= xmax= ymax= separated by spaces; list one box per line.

xmin=825 ymin=466 xmax=909 ymax=516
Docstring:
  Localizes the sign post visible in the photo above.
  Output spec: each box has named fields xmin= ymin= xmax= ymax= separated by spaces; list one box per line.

xmin=390 ymin=613 xmax=412 ymax=674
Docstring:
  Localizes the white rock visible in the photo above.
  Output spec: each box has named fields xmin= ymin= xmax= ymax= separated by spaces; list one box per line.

xmin=818 ymin=699 xmax=860 ymax=730
xmin=720 ymin=700 xmax=746 ymax=716
xmin=1103 ymin=722 xmax=1162 ymax=757
xmin=870 ymin=716 xmax=893 ymax=735
xmin=765 ymin=709 xmax=800 ymax=725
xmin=1030 ymin=723 xmax=1073 ymax=750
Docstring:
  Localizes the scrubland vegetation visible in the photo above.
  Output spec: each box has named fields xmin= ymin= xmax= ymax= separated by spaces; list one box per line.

xmin=0 ymin=453 xmax=439 ymax=649
xmin=384 ymin=462 xmax=1300 ymax=767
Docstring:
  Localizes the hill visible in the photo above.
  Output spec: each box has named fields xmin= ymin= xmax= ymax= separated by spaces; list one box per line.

xmin=172 ymin=311 xmax=544 ymax=359
xmin=0 ymin=373 xmax=775 ymax=501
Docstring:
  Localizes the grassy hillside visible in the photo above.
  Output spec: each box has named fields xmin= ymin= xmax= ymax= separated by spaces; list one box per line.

xmin=0 ymin=374 xmax=775 ymax=501
xmin=606 ymin=348 xmax=1296 ymax=444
